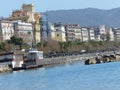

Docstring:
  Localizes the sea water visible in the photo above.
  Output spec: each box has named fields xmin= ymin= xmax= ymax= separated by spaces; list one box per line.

xmin=0 ymin=61 xmax=120 ymax=90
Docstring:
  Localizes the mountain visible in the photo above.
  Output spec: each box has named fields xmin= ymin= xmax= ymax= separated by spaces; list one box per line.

xmin=44 ymin=8 xmax=120 ymax=28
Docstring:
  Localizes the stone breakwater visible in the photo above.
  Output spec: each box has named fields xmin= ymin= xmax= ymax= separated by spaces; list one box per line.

xmin=0 ymin=65 xmax=12 ymax=73
xmin=85 ymin=53 xmax=120 ymax=65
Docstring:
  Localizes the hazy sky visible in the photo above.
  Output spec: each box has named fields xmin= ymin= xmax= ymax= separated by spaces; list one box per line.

xmin=1 ymin=0 xmax=120 ymax=17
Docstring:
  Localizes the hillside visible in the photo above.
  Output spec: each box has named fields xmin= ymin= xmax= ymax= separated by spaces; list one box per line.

xmin=44 ymin=8 xmax=120 ymax=28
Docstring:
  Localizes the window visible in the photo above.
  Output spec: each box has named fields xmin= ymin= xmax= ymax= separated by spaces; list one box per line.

xmin=57 ymin=34 xmax=59 ymax=37
xmin=27 ymin=31 xmax=31 ymax=35
xmin=56 ymin=29 xmax=59 ymax=31
xmin=20 ymin=32 xmax=23 ymax=35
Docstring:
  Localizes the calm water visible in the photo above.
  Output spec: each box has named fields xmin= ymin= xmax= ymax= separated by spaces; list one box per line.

xmin=0 ymin=61 xmax=120 ymax=90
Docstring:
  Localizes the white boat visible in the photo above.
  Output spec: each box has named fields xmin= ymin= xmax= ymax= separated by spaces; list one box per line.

xmin=25 ymin=49 xmax=44 ymax=69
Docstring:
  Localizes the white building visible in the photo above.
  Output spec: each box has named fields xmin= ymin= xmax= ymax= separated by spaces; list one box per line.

xmin=88 ymin=27 xmax=95 ymax=41
xmin=0 ymin=20 xmax=14 ymax=41
xmin=114 ymin=28 xmax=120 ymax=41
xmin=106 ymin=27 xmax=114 ymax=41
xmin=13 ymin=21 xmax=33 ymax=45
xmin=49 ymin=23 xmax=56 ymax=40
xmin=99 ymin=25 xmax=107 ymax=35
xmin=81 ymin=27 xmax=89 ymax=41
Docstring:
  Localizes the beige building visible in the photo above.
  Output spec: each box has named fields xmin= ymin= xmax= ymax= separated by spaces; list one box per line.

xmin=33 ymin=13 xmax=42 ymax=44
xmin=9 ymin=4 xmax=35 ymax=23
xmin=22 ymin=4 xmax=34 ymax=12
xmin=9 ymin=4 xmax=41 ymax=44
xmin=49 ymin=23 xmax=66 ymax=42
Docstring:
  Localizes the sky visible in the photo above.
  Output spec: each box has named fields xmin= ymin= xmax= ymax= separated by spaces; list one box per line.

xmin=1 ymin=0 xmax=120 ymax=17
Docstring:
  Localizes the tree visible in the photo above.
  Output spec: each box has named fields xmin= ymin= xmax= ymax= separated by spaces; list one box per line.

xmin=10 ymin=36 xmax=24 ymax=50
xmin=0 ymin=42 xmax=5 ymax=51
xmin=106 ymin=33 xmax=110 ymax=42
xmin=100 ymin=34 xmax=106 ymax=41
xmin=10 ymin=36 xmax=23 ymax=45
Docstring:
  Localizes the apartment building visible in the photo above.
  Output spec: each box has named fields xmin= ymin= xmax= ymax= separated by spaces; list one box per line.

xmin=48 ymin=23 xmax=66 ymax=42
xmin=113 ymin=28 xmax=120 ymax=41
xmin=94 ymin=25 xmax=114 ymax=41
xmin=13 ymin=21 xmax=33 ymax=45
xmin=105 ymin=27 xmax=114 ymax=41
xmin=65 ymin=24 xmax=82 ymax=41
xmin=0 ymin=20 xmax=14 ymax=41
xmin=94 ymin=27 xmax=101 ymax=41
xmin=81 ymin=27 xmax=89 ymax=41
xmin=88 ymin=27 xmax=95 ymax=41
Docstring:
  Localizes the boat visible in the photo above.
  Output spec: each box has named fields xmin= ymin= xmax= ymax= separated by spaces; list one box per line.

xmin=12 ymin=49 xmax=44 ymax=71
xmin=24 ymin=49 xmax=44 ymax=69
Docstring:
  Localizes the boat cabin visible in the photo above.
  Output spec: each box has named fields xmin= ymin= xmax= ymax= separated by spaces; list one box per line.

xmin=0 ymin=51 xmax=25 ymax=68
xmin=25 ymin=49 xmax=44 ymax=68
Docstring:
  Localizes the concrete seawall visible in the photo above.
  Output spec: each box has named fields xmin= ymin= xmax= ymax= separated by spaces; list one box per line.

xmin=44 ymin=53 xmax=96 ymax=66
xmin=44 ymin=51 xmax=120 ymax=66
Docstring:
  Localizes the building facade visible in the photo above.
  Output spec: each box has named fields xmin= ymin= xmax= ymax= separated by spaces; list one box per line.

xmin=9 ymin=4 xmax=42 ymax=44
xmin=13 ymin=21 xmax=33 ymax=45
xmin=88 ymin=27 xmax=95 ymax=41
xmin=81 ymin=27 xmax=89 ymax=41
xmin=9 ymin=4 xmax=35 ymax=23
xmin=33 ymin=13 xmax=42 ymax=44
xmin=114 ymin=28 xmax=120 ymax=42
xmin=49 ymin=23 xmax=66 ymax=42
xmin=105 ymin=27 xmax=114 ymax=41
xmin=48 ymin=23 xmax=56 ymax=40
xmin=65 ymin=24 xmax=82 ymax=41
xmin=0 ymin=20 xmax=14 ymax=41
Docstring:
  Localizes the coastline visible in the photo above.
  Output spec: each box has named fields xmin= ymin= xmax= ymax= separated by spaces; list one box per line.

xmin=0 ymin=50 xmax=120 ymax=73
